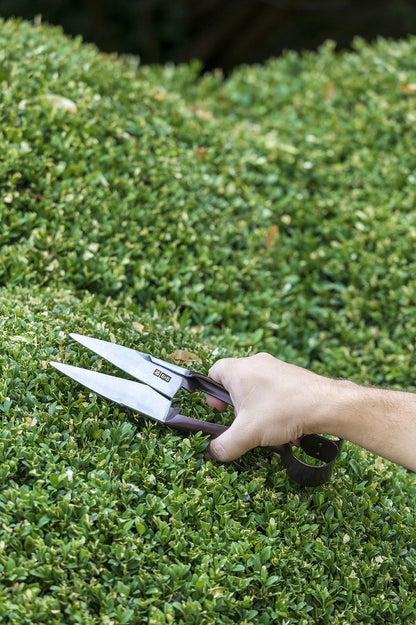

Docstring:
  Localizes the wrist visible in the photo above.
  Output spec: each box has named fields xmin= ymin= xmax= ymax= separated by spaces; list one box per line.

xmin=304 ymin=377 xmax=360 ymax=438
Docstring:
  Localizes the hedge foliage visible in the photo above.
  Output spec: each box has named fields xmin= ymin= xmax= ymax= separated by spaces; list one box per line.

xmin=0 ymin=18 xmax=415 ymax=624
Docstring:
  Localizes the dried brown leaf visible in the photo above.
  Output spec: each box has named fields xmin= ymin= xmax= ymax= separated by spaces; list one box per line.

xmin=325 ymin=81 xmax=335 ymax=102
xmin=399 ymin=83 xmax=416 ymax=95
xmin=265 ymin=225 xmax=279 ymax=250
xmin=169 ymin=349 xmax=202 ymax=366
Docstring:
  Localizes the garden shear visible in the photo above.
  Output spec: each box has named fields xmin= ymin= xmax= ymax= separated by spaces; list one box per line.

xmin=51 ymin=334 xmax=343 ymax=487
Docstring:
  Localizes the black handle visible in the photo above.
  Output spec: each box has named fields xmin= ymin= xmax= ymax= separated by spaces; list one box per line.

xmin=166 ymin=412 xmax=229 ymax=437
xmin=166 ymin=411 xmax=343 ymax=486
xmin=185 ymin=372 xmax=233 ymax=405
xmin=267 ymin=435 xmax=343 ymax=487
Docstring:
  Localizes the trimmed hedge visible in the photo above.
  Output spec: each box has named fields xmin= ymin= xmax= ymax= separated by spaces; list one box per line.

xmin=0 ymin=18 xmax=415 ymax=624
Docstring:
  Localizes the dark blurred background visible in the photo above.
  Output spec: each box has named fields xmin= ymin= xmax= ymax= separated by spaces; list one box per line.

xmin=1 ymin=0 xmax=416 ymax=72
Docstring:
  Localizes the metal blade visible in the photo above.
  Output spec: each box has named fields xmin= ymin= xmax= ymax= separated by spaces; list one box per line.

xmin=50 ymin=362 xmax=172 ymax=422
xmin=69 ymin=333 xmax=184 ymax=398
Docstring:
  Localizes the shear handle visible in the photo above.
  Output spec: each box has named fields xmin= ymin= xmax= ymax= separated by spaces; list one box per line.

xmin=183 ymin=372 xmax=232 ymax=406
xmin=271 ymin=435 xmax=343 ymax=487
xmin=166 ymin=412 xmax=228 ymax=437
xmin=165 ymin=412 xmax=342 ymax=486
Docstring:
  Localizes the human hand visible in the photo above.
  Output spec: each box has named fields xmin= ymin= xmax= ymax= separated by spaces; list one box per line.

xmin=206 ymin=353 xmax=335 ymax=462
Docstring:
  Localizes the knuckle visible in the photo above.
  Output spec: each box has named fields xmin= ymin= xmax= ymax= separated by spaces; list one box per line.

xmin=253 ymin=351 xmax=273 ymax=362
xmin=209 ymin=357 xmax=236 ymax=385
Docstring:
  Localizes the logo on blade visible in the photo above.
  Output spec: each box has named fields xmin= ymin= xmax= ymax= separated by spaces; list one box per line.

xmin=153 ymin=368 xmax=171 ymax=383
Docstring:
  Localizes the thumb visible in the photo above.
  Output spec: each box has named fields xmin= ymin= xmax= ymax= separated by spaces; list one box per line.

xmin=205 ymin=416 xmax=256 ymax=462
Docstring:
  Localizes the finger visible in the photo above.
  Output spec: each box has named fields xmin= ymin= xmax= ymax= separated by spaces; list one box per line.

xmin=206 ymin=395 xmax=228 ymax=411
xmin=205 ymin=419 xmax=256 ymax=463
xmin=208 ymin=358 xmax=236 ymax=387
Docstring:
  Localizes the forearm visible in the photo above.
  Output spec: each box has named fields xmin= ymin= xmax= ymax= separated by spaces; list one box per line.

xmin=311 ymin=379 xmax=416 ymax=471
xmin=207 ymin=354 xmax=416 ymax=471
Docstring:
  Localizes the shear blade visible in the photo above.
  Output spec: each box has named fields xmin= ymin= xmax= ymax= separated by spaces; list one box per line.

xmin=50 ymin=362 xmax=172 ymax=422
xmin=69 ymin=333 xmax=183 ymax=398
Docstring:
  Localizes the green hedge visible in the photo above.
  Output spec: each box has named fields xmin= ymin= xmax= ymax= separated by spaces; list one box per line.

xmin=0 ymin=18 xmax=415 ymax=624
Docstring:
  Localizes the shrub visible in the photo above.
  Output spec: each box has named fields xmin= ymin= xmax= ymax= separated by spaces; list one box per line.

xmin=0 ymin=18 xmax=415 ymax=624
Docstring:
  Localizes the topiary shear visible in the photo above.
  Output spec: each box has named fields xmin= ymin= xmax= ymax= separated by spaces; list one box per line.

xmin=51 ymin=334 xmax=343 ymax=487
